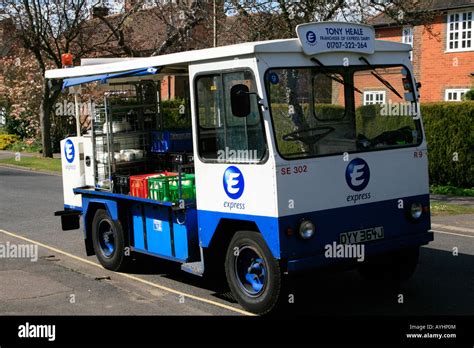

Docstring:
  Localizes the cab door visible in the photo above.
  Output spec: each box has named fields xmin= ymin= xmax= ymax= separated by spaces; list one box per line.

xmin=191 ymin=69 xmax=280 ymax=256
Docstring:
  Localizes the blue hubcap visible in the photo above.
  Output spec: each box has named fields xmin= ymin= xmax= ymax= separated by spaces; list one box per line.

xmin=98 ymin=220 xmax=116 ymax=258
xmin=235 ymin=246 xmax=267 ymax=297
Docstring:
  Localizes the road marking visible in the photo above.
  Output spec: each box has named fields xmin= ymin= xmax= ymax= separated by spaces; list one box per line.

xmin=431 ymin=230 xmax=474 ymax=238
xmin=432 ymin=223 xmax=474 ymax=234
xmin=0 ymin=228 xmax=254 ymax=316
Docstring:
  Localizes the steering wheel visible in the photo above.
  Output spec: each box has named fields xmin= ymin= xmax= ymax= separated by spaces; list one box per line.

xmin=282 ymin=126 xmax=335 ymax=143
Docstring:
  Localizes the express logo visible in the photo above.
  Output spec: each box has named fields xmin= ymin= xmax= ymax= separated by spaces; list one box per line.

xmin=306 ymin=30 xmax=317 ymax=45
xmin=64 ymin=139 xmax=75 ymax=164
xmin=345 ymin=158 xmax=370 ymax=191
xmin=223 ymin=166 xmax=244 ymax=200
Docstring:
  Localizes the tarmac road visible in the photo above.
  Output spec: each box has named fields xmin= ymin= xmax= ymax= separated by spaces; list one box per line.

xmin=0 ymin=165 xmax=473 ymax=316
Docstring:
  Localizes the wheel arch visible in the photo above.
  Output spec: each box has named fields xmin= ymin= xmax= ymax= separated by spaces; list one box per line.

xmin=199 ymin=212 xmax=281 ymax=260
xmin=83 ymin=198 xmax=119 ymax=256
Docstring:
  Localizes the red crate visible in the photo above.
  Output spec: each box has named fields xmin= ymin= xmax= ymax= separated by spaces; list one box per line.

xmin=130 ymin=172 xmax=178 ymax=198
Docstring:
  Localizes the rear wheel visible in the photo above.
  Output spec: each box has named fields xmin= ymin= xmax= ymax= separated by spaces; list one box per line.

xmin=225 ymin=231 xmax=283 ymax=315
xmin=357 ymin=247 xmax=420 ymax=283
xmin=91 ymin=209 xmax=130 ymax=272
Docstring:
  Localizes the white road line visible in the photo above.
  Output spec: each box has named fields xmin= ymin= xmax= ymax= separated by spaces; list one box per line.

xmin=0 ymin=228 xmax=254 ymax=316
xmin=432 ymin=223 xmax=474 ymax=234
xmin=431 ymin=230 xmax=474 ymax=238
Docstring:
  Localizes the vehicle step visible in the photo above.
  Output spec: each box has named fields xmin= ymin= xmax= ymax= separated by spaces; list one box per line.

xmin=181 ymin=261 xmax=204 ymax=277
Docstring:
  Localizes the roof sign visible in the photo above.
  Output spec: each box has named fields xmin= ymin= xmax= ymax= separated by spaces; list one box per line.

xmin=296 ymin=22 xmax=375 ymax=55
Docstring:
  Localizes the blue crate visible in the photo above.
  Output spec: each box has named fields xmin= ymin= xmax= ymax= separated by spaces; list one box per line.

xmin=151 ymin=130 xmax=193 ymax=153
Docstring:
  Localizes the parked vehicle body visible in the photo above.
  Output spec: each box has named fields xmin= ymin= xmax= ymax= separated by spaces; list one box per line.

xmin=48 ymin=22 xmax=433 ymax=314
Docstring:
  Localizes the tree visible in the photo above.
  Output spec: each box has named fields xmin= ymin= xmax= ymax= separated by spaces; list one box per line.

xmin=0 ymin=0 xmax=95 ymax=157
xmin=224 ymin=0 xmax=436 ymax=42
xmin=93 ymin=0 xmax=213 ymax=57
xmin=1 ymin=51 xmax=43 ymax=139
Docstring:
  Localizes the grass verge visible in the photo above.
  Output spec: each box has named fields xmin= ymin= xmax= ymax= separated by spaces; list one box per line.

xmin=0 ymin=157 xmax=61 ymax=173
xmin=430 ymin=185 xmax=474 ymax=197
xmin=430 ymin=201 xmax=474 ymax=216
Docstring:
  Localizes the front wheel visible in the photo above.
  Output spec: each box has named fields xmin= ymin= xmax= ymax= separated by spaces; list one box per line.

xmin=225 ymin=231 xmax=283 ymax=315
xmin=357 ymin=247 xmax=420 ymax=283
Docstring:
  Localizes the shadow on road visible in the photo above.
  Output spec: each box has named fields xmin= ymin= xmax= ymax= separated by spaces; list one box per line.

xmin=122 ymin=246 xmax=473 ymax=315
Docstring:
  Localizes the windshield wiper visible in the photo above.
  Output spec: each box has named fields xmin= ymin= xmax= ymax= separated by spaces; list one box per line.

xmin=358 ymin=57 xmax=403 ymax=99
xmin=310 ymin=58 xmax=362 ymax=94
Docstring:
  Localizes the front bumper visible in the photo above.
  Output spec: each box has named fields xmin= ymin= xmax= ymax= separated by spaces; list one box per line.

xmin=286 ymin=230 xmax=433 ymax=273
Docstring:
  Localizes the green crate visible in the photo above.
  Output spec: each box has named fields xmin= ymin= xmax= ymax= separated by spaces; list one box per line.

xmin=169 ymin=174 xmax=196 ymax=202
xmin=148 ymin=174 xmax=196 ymax=202
xmin=148 ymin=175 xmax=177 ymax=202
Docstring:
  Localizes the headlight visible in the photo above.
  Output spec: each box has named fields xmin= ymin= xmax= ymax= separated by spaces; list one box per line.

xmin=299 ymin=220 xmax=315 ymax=239
xmin=410 ymin=202 xmax=423 ymax=219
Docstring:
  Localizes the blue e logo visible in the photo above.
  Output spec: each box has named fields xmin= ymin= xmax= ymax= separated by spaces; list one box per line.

xmin=223 ymin=166 xmax=245 ymax=200
xmin=345 ymin=158 xmax=370 ymax=191
xmin=64 ymin=139 xmax=75 ymax=164
xmin=306 ymin=30 xmax=316 ymax=44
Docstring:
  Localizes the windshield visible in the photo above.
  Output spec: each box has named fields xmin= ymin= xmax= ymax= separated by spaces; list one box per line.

xmin=266 ymin=65 xmax=422 ymax=159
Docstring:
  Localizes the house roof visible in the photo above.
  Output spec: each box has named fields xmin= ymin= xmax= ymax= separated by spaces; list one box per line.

xmin=45 ymin=38 xmax=410 ymax=80
xmin=369 ymin=0 xmax=474 ymax=27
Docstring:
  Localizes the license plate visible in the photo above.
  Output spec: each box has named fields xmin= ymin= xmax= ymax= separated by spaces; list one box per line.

xmin=339 ymin=226 xmax=384 ymax=244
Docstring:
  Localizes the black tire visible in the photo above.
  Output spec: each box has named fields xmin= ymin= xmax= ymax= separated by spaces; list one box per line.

xmin=91 ymin=209 xmax=130 ymax=272
xmin=225 ymin=231 xmax=283 ymax=315
xmin=357 ymin=247 xmax=420 ymax=283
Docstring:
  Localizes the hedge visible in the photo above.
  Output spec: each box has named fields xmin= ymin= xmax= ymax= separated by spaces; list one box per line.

xmin=421 ymin=102 xmax=473 ymax=188
xmin=162 ymin=98 xmax=192 ymax=130
xmin=0 ymin=134 xmax=20 ymax=150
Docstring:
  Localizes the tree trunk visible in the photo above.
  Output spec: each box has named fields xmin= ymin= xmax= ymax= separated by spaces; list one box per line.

xmin=40 ymin=80 xmax=54 ymax=158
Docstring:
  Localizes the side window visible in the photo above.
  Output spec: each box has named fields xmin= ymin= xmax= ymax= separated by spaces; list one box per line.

xmin=196 ymin=71 xmax=266 ymax=163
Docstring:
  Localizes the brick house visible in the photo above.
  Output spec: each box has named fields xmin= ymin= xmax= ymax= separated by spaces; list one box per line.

xmin=369 ymin=0 xmax=474 ymax=102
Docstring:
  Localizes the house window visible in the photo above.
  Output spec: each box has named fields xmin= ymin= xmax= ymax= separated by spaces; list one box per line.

xmin=447 ymin=10 xmax=473 ymax=51
xmin=402 ymin=26 xmax=413 ymax=60
xmin=445 ymin=88 xmax=469 ymax=101
xmin=363 ymin=91 xmax=386 ymax=105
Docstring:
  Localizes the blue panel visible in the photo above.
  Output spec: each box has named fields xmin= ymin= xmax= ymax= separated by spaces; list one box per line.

xmin=131 ymin=204 xmax=145 ymax=251
xmin=145 ymin=205 xmax=172 ymax=257
xmin=82 ymin=196 xmax=119 ymax=220
xmin=172 ymin=208 xmax=198 ymax=261
xmin=173 ymin=223 xmax=188 ymax=260
xmin=277 ymin=194 xmax=431 ymax=260
xmin=197 ymin=194 xmax=431 ymax=262
xmin=197 ymin=210 xmax=280 ymax=258
xmin=287 ymin=232 xmax=434 ymax=273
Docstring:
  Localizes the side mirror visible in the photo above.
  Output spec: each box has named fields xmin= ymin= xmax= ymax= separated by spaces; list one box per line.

xmin=230 ymin=84 xmax=251 ymax=117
